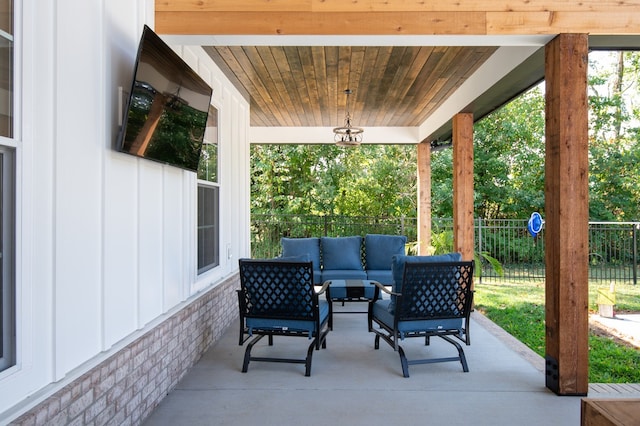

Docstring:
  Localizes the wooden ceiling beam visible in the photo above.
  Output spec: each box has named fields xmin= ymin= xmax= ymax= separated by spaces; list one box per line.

xmin=156 ymin=0 xmax=640 ymax=14
xmin=155 ymin=1 xmax=640 ymax=36
xmin=155 ymin=12 xmax=486 ymax=35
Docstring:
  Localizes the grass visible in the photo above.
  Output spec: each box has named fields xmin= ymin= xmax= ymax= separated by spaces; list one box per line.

xmin=474 ymin=279 xmax=640 ymax=383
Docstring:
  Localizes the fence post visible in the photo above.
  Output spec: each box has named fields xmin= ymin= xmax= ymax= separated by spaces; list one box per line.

xmin=634 ymin=223 xmax=638 ymax=285
xmin=324 ymin=215 xmax=328 ymax=237
xmin=477 ymin=217 xmax=483 ymax=284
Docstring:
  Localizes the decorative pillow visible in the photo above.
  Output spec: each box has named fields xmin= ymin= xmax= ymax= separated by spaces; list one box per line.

xmin=365 ymin=234 xmax=407 ymax=271
xmin=321 ymin=236 xmax=363 ymax=270
xmin=388 ymin=252 xmax=462 ymax=313
xmin=281 ymin=237 xmax=321 ymax=270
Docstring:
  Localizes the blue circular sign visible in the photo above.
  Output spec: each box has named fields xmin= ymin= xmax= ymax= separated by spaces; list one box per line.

xmin=527 ymin=212 xmax=543 ymax=237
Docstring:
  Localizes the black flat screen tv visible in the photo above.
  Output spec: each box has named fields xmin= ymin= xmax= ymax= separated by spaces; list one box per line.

xmin=117 ymin=25 xmax=213 ymax=172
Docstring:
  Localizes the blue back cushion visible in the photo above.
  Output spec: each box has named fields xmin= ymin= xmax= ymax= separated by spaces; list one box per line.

xmin=389 ymin=253 xmax=462 ymax=313
xmin=281 ymin=237 xmax=321 ymax=270
xmin=365 ymin=234 xmax=407 ymax=270
xmin=321 ymin=236 xmax=363 ymax=270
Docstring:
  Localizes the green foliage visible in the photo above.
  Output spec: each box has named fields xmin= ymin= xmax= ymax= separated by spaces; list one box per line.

xmin=476 ymin=251 xmax=504 ymax=277
xmin=251 ymin=144 xmax=417 ymax=218
xmin=588 ymin=51 xmax=640 ymax=221
xmin=429 ymin=228 xmax=454 ymax=254
xmin=423 ymin=229 xmax=504 ymax=277
xmin=430 ymin=149 xmax=455 ymax=218
xmin=473 ymin=87 xmax=546 ymax=219
xmin=430 ymin=87 xmax=546 ymax=220
xmin=482 ymin=233 xmax=545 ymax=264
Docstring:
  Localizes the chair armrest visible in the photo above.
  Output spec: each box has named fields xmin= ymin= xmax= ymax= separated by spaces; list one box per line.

xmin=372 ymin=280 xmax=399 ymax=296
xmin=316 ymin=280 xmax=331 ymax=295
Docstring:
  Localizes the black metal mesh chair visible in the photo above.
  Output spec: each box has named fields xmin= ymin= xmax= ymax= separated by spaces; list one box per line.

xmin=237 ymin=258 xmax=332 ymax=376
xmin=368 ymin=260 xmax=474 ymax=377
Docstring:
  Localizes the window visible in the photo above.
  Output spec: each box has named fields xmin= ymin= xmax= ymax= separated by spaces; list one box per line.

xmin=197 ymin=105 xmax=219 ymax=274
xmin=0 ymin=0 xmax=14 ymax=374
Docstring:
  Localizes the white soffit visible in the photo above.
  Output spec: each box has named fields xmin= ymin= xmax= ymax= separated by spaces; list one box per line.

xmin=163 ymin=34 xmax=553 ymax=47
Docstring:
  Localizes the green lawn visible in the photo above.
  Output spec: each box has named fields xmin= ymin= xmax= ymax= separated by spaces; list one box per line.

xmin=474 ymin=280 xmax=640 ymax=383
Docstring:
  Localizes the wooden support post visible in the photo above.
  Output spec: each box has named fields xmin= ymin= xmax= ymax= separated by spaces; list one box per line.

xmin=452 ymin=113 xmax=474 ymax=261
xmin=544 ymin=33 xmax=589 ymax=396
xmin=417 ymin=142 xmax=432 ymax=255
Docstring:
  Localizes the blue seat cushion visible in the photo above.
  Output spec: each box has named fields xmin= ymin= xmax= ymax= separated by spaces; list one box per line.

xmin=246 ymin=299 xmax=330 ymax=338
xmin=281 ymin=237 xmax=322 ymax=283
xmin=365 ymin=234 xmax=407 ymax=271
xmin=372 ymin=299 xmax=463 ymax=340
xmin=326 ymin=279 xmax=377 ymax=299
xmin=366 ymin=270 xmax=392 ymax=285
xmin=321 ymin=269 xmax=367 ymax=282
xmin=389 ymin=253 xmax=462 ymax=313
xmin=321 ymin=236 xmax=363 ymax=270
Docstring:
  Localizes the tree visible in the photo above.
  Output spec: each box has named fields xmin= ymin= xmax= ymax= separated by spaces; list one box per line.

xmin=251 ymin=144 xmax=417 ymax=218
xmin=431 ymin=87 xmax=546 ymax=219
xmin=588 ymin=51 xmax=640 ymax=220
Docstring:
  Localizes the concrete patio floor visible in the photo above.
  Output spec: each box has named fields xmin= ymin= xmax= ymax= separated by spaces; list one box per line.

xmin=144 ymin=304 xmax=640 ymax=426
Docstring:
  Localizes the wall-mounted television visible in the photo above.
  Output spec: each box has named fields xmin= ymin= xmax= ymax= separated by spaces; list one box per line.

xmin=116 ymin=25 xmax=213 ymax=172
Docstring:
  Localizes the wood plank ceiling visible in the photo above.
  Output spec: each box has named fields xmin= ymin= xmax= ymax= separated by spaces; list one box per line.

xmin=159 ymin=0 xmax=640 ymax=135
xmin=204 ymin=45 xmax=498 ymax=128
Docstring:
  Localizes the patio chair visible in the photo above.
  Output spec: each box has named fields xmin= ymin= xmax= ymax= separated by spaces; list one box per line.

xmin=237 ymin=258 xmax=332 ymax=376
xmin=368 ymin=257 xmax=474 ymax=377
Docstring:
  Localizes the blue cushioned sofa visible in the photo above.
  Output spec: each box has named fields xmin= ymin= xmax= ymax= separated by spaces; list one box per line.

xmin=281 ymin=234 xmax=407 ymax=285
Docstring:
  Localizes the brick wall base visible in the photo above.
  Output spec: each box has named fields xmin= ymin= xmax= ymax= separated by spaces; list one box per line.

xmin=10 ymin=273 xmax=239 ymax=426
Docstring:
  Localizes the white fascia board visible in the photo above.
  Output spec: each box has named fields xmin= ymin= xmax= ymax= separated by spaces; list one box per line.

xmin=417 ymin=44 xmax=548 ymax=141
xmin=250 ymin=126 xmax=420 ymax=144
xmin=163 ymin=35 xmax=552 ymax=47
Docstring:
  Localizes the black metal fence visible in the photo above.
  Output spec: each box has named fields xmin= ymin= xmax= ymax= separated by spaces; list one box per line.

xmin=251 ymin=214 xmax=639 ymax=284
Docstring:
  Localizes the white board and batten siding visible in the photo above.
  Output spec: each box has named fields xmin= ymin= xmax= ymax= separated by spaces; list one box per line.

xmin=0 ymin=0 xmax=250 ymax=416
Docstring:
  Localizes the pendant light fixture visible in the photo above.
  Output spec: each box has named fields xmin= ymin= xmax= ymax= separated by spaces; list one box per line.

xmin=333 ymin=89 xmax=363 ymax=146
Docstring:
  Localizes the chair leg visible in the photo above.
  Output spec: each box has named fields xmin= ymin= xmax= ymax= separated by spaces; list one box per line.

xmin=304 ymin=337 xmax=317 ymax=377
xmin=242 ymin=334 xmax=265 ymax=373
xmin=374 ymin=333 xmax=380 ymax=350
xmin=315 ymin=323 xmax=329 ymax=350
xmin=440 ymin=335 xmax=469 ymax=372
xmin=398 ymin=345 xmax=410 ymax=378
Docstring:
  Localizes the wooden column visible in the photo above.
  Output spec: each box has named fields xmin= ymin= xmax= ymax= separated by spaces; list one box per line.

xmin=452 ymin=113 xmax=474 ymax=261
xmin=417 ymin=142 xmax=432 ymax=255
xmin=544 ymin=34 xmax=589 ymax=396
